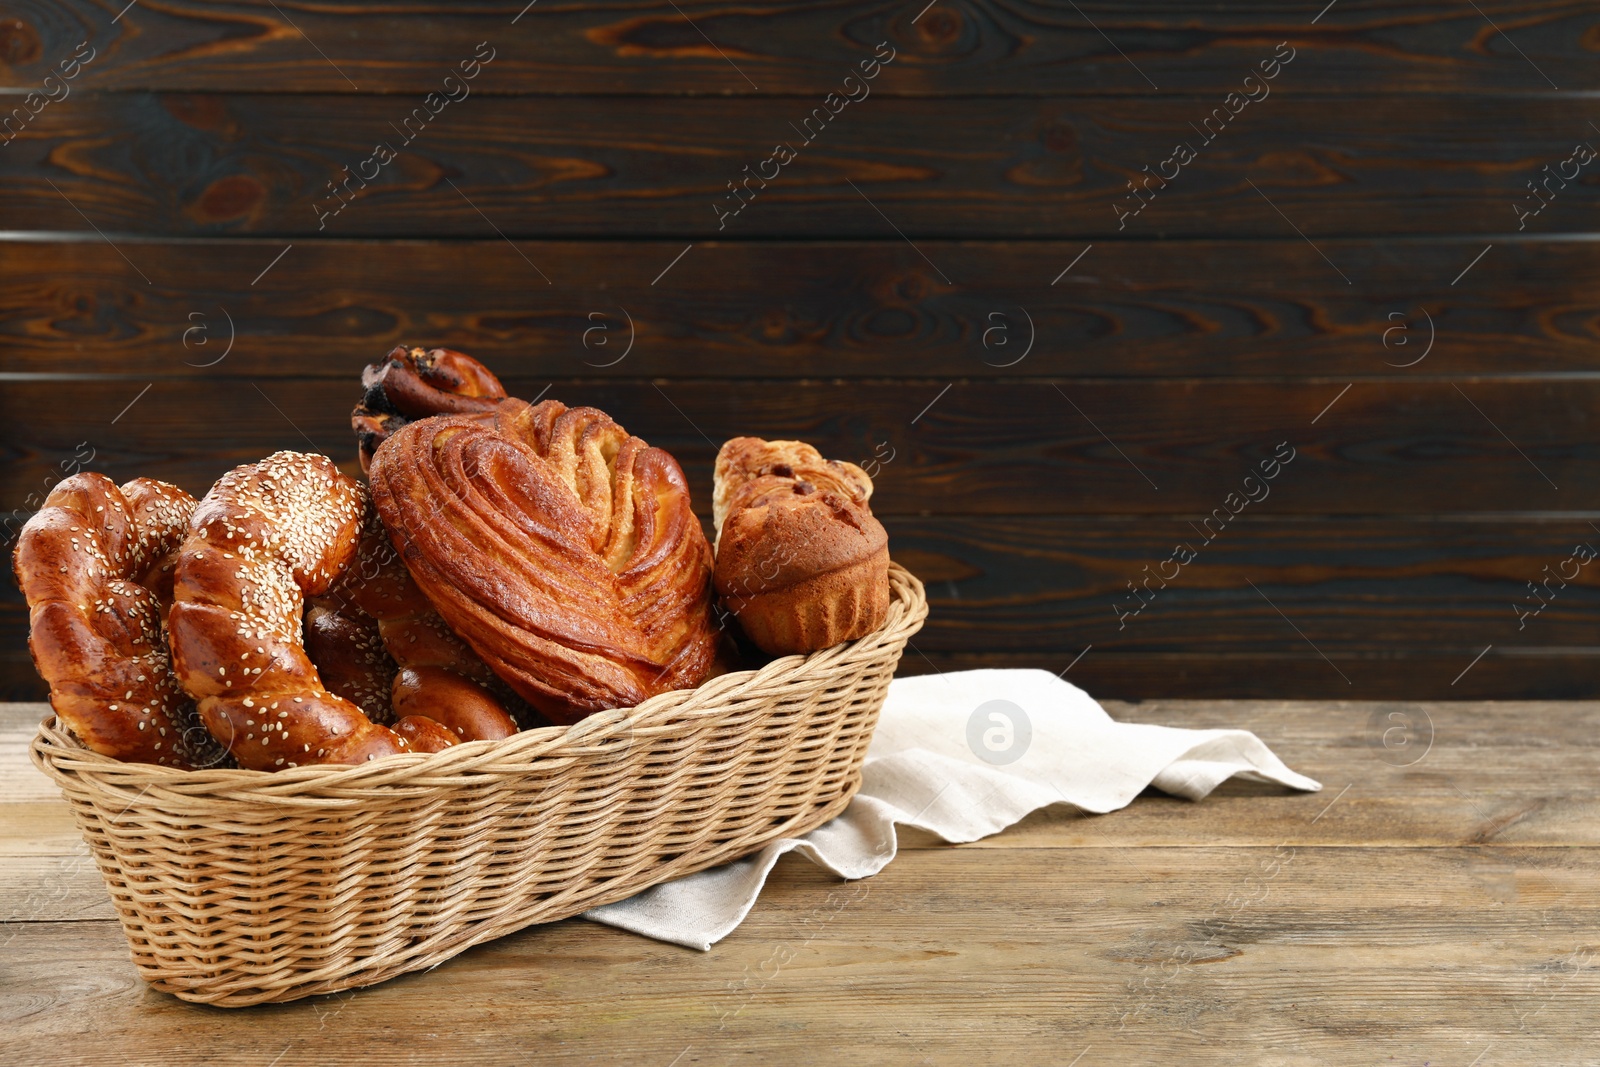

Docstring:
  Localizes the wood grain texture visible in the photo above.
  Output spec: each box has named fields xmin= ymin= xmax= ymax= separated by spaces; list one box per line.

xmin=3 ymin=0 xmax=1595 ymax=95
xmin=2 ymin=701 xmax=1595 ymax=1065
xmin=894 ymin=515 xmax=1600 ymax=652
xmin=6 ymin=94 xmax=1597 ymax=237
xmin=2 ymin=377 xmax=1592 ymax=516
xmin=908 ymin=651 xmax=1600 ymax=702
xmin=14 ymin=645 xmax=1600 ymax=704
xmin=2 ymin=0 xmax=1596 ymax=708
xmin=3 ymin=237 xmax=1595 ymax=379
xmin=9 ymin=515 xmax=1600 ymax=701
xmin=7 ymin=697 xmax=1599 ymax=865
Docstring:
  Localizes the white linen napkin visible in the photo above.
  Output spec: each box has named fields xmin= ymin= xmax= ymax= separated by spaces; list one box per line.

xmin=584 ymin=668 xmax=1320 ymax=949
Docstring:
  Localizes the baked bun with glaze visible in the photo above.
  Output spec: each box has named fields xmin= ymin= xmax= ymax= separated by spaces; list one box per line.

xmin=13 ymin=474 xmax=229 ymax=767
xmin=308 ymin=495 xmax=525 ymax=743
xmin=352 ymin=345 xmax=508 ymax=473
xmin=166 ymin=452 xmax=519 ymax=769
xmin=368 ymin=398 xmax=724 ymax=725
xmin=712 ymin=438 xmax=889 ymax=655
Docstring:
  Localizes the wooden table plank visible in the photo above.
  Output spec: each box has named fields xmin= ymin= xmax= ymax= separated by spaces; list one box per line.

xmin=10 ymin=0 xmax=1598 ymax=96
xmin=4 ymin=700 xmax=1595 ymax=1062
xmin=4 ymin=238 xmax=1595 ymax=381
xmin=8 ymin=699 xmax=1600 ymax=861
xmin=7 ymin=377 xmax=1600 ymax=518
xmin=14 ymin=517 xmax=1600 ymax=673
xmin=2 ymin=848 xmax=1596 ymax=1065
xmin=21 ymin=648 xmax=1600 ymax=706
xmin=908 ymin=651 xmax=1600 ymax=703
xmin=7 ymin=756 xmax=1600 ymax=921
xmin=6 ymin=94 xmax=1598 ymax=237
xmin=6 ymin=699 xmax=1600 ymax=904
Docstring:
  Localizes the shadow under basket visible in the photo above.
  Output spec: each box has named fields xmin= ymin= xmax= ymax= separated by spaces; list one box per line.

xmin=31 ymin=564 xmax=927 ymax=1007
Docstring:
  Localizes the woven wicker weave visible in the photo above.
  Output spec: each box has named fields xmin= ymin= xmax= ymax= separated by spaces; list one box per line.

xmin=31 ymin=563 xmax=926 ymax=1007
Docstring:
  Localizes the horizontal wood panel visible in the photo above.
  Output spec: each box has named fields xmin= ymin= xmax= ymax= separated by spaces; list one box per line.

xmin=907 ymin=652 xmax=1600 ymax=701
xmin=9 ymin=700 xmax=1599 ymax=870
xmin=13 ymin=515 xmax=1600 ymax=649
xmin=8 ymin=517 xmax=1600 ymax=700
xmin=3 ymin=238 xmax=1595 ymax=379
xmin=9 ymin=647 xmax=1600 ymax=703
xmin=2 ymin=378 xmax=1594 ymax=516
xmin=9 ymin=767 xmax=1600 ymax=921
xmin=4 ymin=1 xmax=1595 ymax=95
xmin=5 ymin=95 xmax=1597 ymax=237
xmin=2 ymin=848 xmax=1596 ymax=1063
xmin=15 ymin=649 xmax=1600 ymax=703
xmin=4 ymin=701 xmax=1594 ymax=1062
xmin=894 ymin=516 xmax=1600 ymax=652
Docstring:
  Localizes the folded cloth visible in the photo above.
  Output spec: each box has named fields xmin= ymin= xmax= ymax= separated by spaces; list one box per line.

xmin=584 ymin=668 xmax=1321 ymax=949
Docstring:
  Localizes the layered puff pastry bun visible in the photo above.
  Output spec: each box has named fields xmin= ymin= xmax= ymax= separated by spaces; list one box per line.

xmin=712 ymin=438 xmax=890 ymax=655
xmin=368 ymin=397 xmax=725 ymax=725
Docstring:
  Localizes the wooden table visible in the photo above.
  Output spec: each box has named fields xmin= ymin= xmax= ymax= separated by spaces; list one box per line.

xmin=3 ymin=700 xmax=1595 ymax=1065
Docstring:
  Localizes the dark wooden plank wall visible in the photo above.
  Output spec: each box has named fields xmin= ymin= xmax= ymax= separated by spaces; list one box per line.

xmin=2 ymin=1 xmax=1598 ymax=701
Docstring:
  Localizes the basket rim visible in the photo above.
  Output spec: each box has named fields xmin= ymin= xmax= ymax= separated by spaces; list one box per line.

xmin=31 ymin=561 xmax=926 ymax=801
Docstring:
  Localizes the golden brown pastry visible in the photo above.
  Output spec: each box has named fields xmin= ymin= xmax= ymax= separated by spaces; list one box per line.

xmin=13 ymin=474 xmax=226 ymax=767
xmin=302 ymin=602 xmax=395 ymax=720
xmin=167 ymin=452 xmax=414 ymax=769
xmin=712 ymin=438 xmax=889 ymax=655
xmin=353 ymin=345 xmax=507 ymax=473
xmin=310 ymin=496 xmax=524 ymax=736
xmin=166 ymin=452 xmax=517 ymax=769
xmin=300 ymin=615 xmax=502 ymax=755
xmin=390 ymin=711 xmax=463 ymax=753
xmin=391 ymin=666 xmax=520 ymax=746
xmin=368 ymin=398 xmax=723 ymax=725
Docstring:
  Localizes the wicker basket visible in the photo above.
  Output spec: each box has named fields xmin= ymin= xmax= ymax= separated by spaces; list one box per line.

xmin=31 ymin=563 xmax=926 ymax=1007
